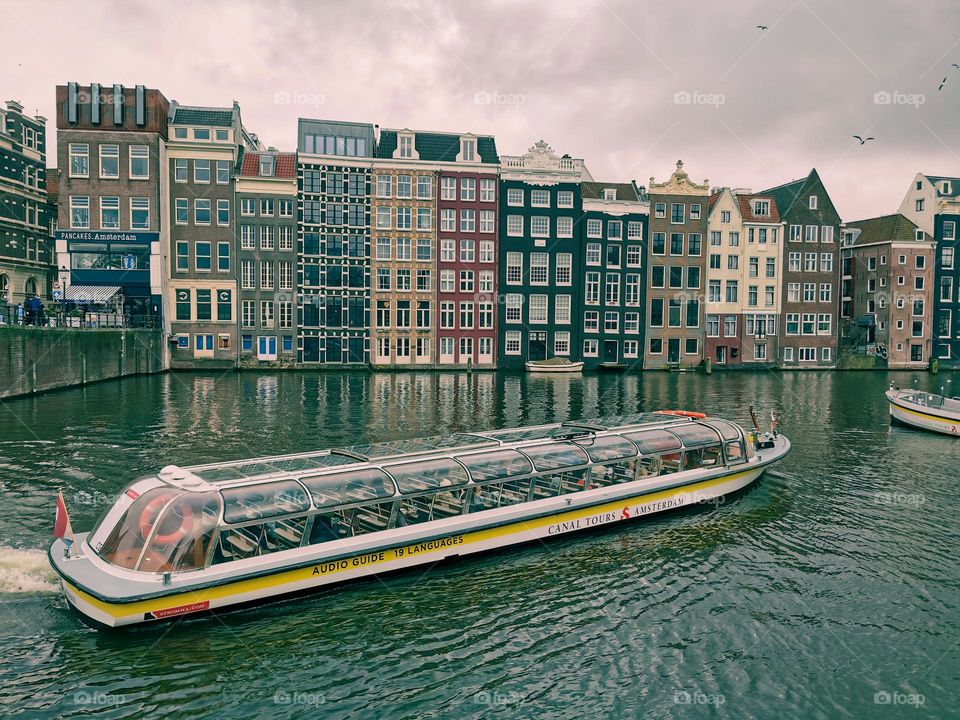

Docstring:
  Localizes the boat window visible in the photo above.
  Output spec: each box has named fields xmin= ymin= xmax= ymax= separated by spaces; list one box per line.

xmin=300 ymin=468 xmax=395 ymax=508
xmin=683 ymin=445 xmax=723 ymax=471
xmin=306 ymin=511 xmax=354 ymax=544
xmin=725 ymin=440 xmax=747 ymax=465
xmin=587 ymin=459 xmax=637 ymax=489
xmin=623 ymin=429 xmax=682 ymax=454
xmin=581 ymin=435 xmax=638 ymax=463
xmin=398 ymin=488 xmax=468 ymax=525
xmin=636 ymin=455 xmax=662 ymax=478
xmin=213 ymin=515 xmax=309 ymax=563
xmin=703 ymin=419 xmax=742 ymax=441
xmin=385 ymin=458 xmax=469 ymax=495
xmin=221 ymin=481 xmax=310 ymax=524
xmin=457 ymin=449 xmax=533 ymax=482
xmin=470 ymin=478 xmax=532 ymax=511
xmin=670 ymin=423 xmax=723 ymax=448
xmin=660 ymin=451 xmax=683 ymax=474
xmin=135 ymin=490 xmax=222 ymax=573
xmin=96 ymin=487 xmax=222 ymax=572
xmin=531 ymin=470 xmax=587 ymax=498
xmin=352 ymin=502 xmax=396 ymax=535
xmin=521 ymin=443 xmax=590 ymax=472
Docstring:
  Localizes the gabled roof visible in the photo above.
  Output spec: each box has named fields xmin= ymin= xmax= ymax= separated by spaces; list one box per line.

xmin=375 ymin=129 xmax=498 ymax=163
xmin=581 ymin=181 xmax=640 ymax=201
xmin=171 ymin=105 xmax=234 ymax=127
xmin=845 ymin=213 xmax=930 ymax=246
xmin=708 ymin=191 xmax=722 ymax=211
xmin=738 ymin=193 xmax=780 ymax=223
xmin=924 ymin=175 xmax=960 ymax=198
xmin=239 ymin=151 xmax=297 ymax=178
xmin=759 ymin=177 xmax=806 ymax=216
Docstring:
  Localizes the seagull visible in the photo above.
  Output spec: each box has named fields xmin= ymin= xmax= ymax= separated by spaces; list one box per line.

xmin=953 ymin=64 xmax=960 ymax=69
xmin=756 ymin=25 xmax=768 ymax=30
xmin=939 ymin=76 xmax=948 ymax=91
xmin=853 ymin=135 xmax=875 ymax=145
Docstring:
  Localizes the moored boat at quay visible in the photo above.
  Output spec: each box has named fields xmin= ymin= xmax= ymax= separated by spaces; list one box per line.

xmin=886 ymin=386 xmax=960 ymax=436
xmin=49 ymin=412 xmax=790 ymax=628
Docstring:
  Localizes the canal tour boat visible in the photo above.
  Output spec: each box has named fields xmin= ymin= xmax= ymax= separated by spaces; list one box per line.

xmin=886 ymin=386 xmax=960 ymax=436
xmin=49 ymin=412 xmax=790 ymax=628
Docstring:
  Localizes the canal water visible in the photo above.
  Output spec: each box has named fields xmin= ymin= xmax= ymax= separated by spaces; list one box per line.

xmin=0 ymin=370 xmax=957 ymax=719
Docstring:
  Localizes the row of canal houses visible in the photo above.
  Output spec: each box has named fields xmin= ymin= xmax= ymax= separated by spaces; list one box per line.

xmin=36 ymin=81 xmax=960 ymax=371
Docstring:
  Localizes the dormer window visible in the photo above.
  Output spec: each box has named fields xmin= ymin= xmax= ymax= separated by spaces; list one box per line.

xmin=603 ymin=188 xmax=616 ymax=201
xmin=808 ymin=195 xmax=818 ymax=210
xmin=941 ymin=181 xmax=951 ymax=194
xmin=753 ymin=200 xmax=770 ymax=216
xmin=259 ymin=156 xmax=275 ymax=177
xmin=398 ymin=134 xmax=414 ymax=159
xmin=460 ymin=138 xmax=476 ymax=162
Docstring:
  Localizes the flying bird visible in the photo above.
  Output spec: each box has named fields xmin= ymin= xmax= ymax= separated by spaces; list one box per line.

xmin=756 ymin=25 xmax=768 ymax=30
xmin=939 ymin=77 xmax=948 ymax=91
xmin=853 ymin=135 xmax=875 ymax=145
xmin=953 ymin=64 xmax=960 ymax=69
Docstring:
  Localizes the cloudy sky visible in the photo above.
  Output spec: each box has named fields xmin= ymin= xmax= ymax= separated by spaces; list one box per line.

xmin=3 ymin=0 xmax=958 ymax=219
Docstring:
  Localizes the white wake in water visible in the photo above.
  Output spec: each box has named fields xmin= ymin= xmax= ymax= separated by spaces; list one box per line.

xmin=0 ymin=548 xmax=58 ymax=593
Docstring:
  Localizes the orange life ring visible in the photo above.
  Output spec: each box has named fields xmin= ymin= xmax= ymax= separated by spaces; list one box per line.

xmin=656 ymin=410 xmax=707 ymax=419
xmin=139 ymin=493 xmax=194 ymax=545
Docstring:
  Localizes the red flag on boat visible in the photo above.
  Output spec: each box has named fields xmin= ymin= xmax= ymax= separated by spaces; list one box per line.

xmin=54 ymin=491 xmax=73 ymax=541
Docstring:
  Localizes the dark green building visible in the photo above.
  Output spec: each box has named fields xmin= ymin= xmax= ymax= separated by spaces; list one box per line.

xmin=579 ymin=182 xmax=648 ymax=368
xmin=497 ymin=141 xmax=589 ymax=368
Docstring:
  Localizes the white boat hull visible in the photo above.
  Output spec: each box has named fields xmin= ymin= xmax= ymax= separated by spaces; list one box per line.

xmin=888 ymin=399 xmax=960 ymax=436
xmin=56 ymin=452 xmax=781 ymax=627
xmin=526 ymin=361 xmax=584 ymax=373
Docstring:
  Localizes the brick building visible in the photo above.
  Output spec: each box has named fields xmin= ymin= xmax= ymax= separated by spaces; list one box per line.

xmin=761 ymin=169 xmax=841 ymax=368
xmin=645 ymin=161 xmax=709 ymax=368
xmin=236 ymin=150 xmax=298 ymax=365
xmin=0 ymin=99 xmax=51 ymax=311
xmin=840 ymin=213 xmax=934 ymax=368
xmin=166 ymin=101 xmax=252 ymax=367
xmin=55 ymin=83 xmax=167 ymax=322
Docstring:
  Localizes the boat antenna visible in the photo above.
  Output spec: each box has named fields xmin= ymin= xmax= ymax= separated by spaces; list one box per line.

xmin=749 ymin=405 xmax=761 ymax=432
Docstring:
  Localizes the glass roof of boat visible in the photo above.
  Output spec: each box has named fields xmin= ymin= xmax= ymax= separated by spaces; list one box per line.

xmin=194 ymin=452 xmax=359 ymax=483
xmin=456 ymin=449 xmax=534 ymax=482
xmin=581 ymin=435 xmax=639 ymax=463
xmin=521 ymin=442 xmax=591 ymax=471
xmin=670 ymin=423 xmax=722 ymax=447
xmin=578 ymin=413 xmax=687 ymax=429
xmin=335 ymin=433 xmax=494 ymax=460
xmin=300 ymin=468 xmax=395 ymax=509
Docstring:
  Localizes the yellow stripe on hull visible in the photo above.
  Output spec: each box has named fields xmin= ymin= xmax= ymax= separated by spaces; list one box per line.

xmin=889 ymin=401 xmax=960 ymax=434
xmin=65 ymin=467 xmax=760 ymax=624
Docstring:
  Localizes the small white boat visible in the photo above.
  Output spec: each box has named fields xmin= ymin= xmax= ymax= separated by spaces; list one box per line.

xmin=886 ymin=386 xmax=960 ymax=436
xmin=525 ymin=357 xmax=584 ymax=373
xmin=49 ymin=412 xmax=789 ymax=627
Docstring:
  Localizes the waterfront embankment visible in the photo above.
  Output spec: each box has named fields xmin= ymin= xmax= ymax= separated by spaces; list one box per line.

xmin=0 ymin=326 xmax=166 ymax=399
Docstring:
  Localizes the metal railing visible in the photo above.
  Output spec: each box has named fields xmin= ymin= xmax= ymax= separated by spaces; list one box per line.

xmin=0 ymin=304 xmax=160 ymax=329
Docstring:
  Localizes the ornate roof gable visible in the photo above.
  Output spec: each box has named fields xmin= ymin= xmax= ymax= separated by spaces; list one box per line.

xmin=649 ymin=160 xmax=709 ymax=196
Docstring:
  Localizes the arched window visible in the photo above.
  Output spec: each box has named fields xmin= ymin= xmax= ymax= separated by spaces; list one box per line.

xmin=24 ymin=276 xmax=37 ymax=297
